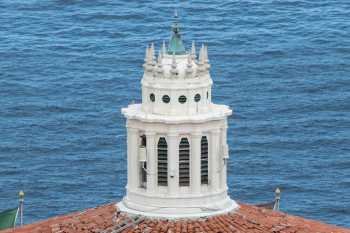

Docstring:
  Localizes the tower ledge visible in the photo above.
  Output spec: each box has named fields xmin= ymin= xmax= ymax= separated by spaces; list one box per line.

xmin=122 ymin=103 xmax=232 ymax=124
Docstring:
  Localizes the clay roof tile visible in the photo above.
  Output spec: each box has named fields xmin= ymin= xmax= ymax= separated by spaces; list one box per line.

xmin=1 ymin=203 xmax=349 ymax=233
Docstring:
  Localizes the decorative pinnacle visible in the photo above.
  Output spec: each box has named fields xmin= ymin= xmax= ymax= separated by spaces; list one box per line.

xmin=147 ymin=46 xmax=153 ymax=65
xmin=191 ymin=41 xmax=196 ymax=59
xmin=144 ymin=45 xmax=149 ymax=63
xmin=157 ymin=50 xmax=162 ymax=66
xmin=203 ymin=45 xmax=210 ymax=70
xmin=162 ymin=40 xmax=166 ymax=55
xmin=199 ymin=44 xmax=205 ymax=65
xmin=150 ymin=43 xmax=156 ymax=65
xmin=204 ymin=45 xmax=209 ymax=63
xmin=156 ymin=50 xmax=163 ymax=76
xmin=143 ymin=44 xmax=154 ymax=72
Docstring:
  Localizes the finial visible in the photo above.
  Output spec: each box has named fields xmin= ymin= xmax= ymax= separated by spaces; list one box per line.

xmin=191 ymin=41 xmax=196 ymax=59
xmin=275 ymin=187 xmax=281 ymax=195
xmin=273 ymin=187 xmax=281 ymax=211
xmin=167 ymin=10 xmax=186 ymax=55
xmin=19 ymin=190 xmax=24 ymax=200
xmin=19 ymin=190 xmax=24 ymax=226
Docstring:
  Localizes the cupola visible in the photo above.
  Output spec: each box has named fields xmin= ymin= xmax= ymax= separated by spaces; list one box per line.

xmin=118 ymin=12 xmax=237 ymax=218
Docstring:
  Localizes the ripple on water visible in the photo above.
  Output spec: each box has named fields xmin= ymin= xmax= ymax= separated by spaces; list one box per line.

xmin=0 ymin=0 xmax=349 ymax=228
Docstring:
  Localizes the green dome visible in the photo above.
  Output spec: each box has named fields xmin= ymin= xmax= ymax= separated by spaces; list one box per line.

xmin=167 ymin=14 xmax=186 ymax=55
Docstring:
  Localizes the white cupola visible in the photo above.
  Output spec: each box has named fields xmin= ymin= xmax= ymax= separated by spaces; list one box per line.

xmin=117 ymin=13 xmax=238 ymax=218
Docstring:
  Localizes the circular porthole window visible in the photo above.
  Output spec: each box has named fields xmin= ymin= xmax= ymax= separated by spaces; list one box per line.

xmin=194 ymin=94 xmax=201 ymax=102
xmin=150 ymin=93 xmax=155 ymax=102
xmin=162 ymin=95 xmax=170 ymax=103
xmin=178 ymin=95 xmax=187 ymax=104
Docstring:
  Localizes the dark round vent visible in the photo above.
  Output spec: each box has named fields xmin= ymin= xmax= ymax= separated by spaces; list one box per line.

xmin=150 ymin=93 xmax=155 ymax=102
xmin=162 ymin=95 xmax=170 ymax=103
xmin=194 ymin=94 xmax=201 ymax=102
xmin=178 ymin=95 xmax=187 ymax=104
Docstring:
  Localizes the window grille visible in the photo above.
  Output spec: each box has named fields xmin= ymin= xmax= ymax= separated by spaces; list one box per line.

xmin=157 ymin=137 xmax=168 ymax=186
xmin=179 ymin=138 xmax=190 ymax=186
xmin=201 ymin=136 xmax=208 ymax=184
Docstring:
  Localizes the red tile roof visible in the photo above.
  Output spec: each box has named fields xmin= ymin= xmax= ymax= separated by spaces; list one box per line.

xmin=1 ymin=203 xmax=349 ymax=233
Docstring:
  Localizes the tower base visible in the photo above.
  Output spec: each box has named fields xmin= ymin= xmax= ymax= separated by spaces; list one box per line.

xmin=116 ymin=196 xmax=239 ymax=219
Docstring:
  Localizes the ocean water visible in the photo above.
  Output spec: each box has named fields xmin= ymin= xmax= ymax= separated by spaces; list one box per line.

xmin=0 ymin=0 xmax=349 ymax=228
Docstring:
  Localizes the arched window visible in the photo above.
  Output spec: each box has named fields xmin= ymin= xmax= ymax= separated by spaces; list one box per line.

xmin=201 ymin=136 xmax=208 ymax=184
xmin=157 ymin=137 xmax=168 ymax=186
xmin=140 ymin=135 xmax=146 ymax=147
xmin=140 ymin=135 xmax=147 ymax=188
xmin=179 ymin=138 xmax=190 ymax=186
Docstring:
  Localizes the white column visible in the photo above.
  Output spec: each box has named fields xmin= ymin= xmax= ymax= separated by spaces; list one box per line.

xmin=167 ymin=132 xmax=179 ymax=195
xmin=191 ymin=133 xmax=201 ymax=194
xmin=145 ymin=131 xmax=157 ymax=193
xmin=127 ymin=127 xmax=139 ymax=192
xmin=209 ymin=129 xmax=220 ymax=192
xmin=221 ymin=126 xmax=228 ymax=190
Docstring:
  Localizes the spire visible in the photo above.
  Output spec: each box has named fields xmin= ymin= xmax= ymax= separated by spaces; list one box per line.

xmin=144 ymin=45 xmax=149 ymax=63
xmin=191 ymin=41 xmax=196 ymax=60
xmin=157 ymin=50 xmax=162 ymax=66
xmin=199 ymin=44 xmax=205 ymax=65
xmin=197 ymin=44 xmax=206 ymax=74
xmin=204 ymin=45 xmax=210 ymax=70
xmin=204 ymin=45 xmax=209 ymax=63
xmin=143 ymin=45 xmax=154 ymax=72
xmin=150 ymin=43 xmax=155 ymax=65
xmin=167 ymin=10 xmax=186 ymax=55
xmin=146 ymin=45 xmax=153 ymax=65
xmin=156 ymin=50 xmax=164 ymax=76
xmin=162 ymin=40 xmax=167 ymax=55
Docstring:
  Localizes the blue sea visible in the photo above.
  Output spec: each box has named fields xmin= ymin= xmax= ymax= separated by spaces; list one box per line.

xmin=0 ymin=0 xmax=349 ymax=228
